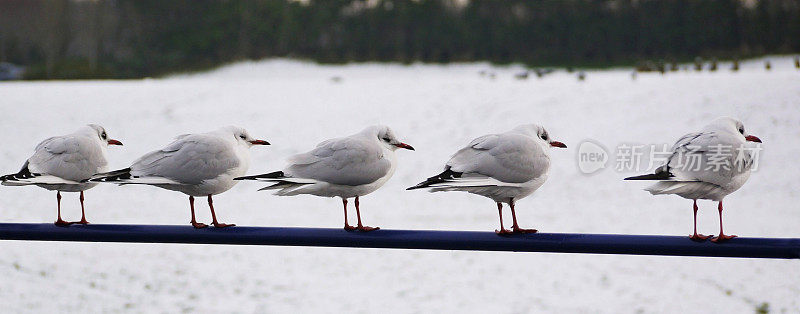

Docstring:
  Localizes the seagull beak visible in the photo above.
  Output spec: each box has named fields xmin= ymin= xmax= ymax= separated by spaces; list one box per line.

xmin=745 ymin=135 xmax=762 ymax=143
xmin=394 ymin=143 xmax=415 ymax=150
xmin=249 ymin=140 xmax=270 ymax=145
xmin=107 ymin=139 xmax=123 ymax=146
xmin=549 ymin=141 xmax=567 ymax=148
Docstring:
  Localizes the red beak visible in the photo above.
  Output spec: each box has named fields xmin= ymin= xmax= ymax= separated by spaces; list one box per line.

xmin=393 ymin=143 xmax=415 ymax=150
xmin=107 ymin=139 xmax=123 ymax=146
xmin=745 ymin=135 xmax=762 ymax=143
xmin=249 ymin=139 xmax=270 ymax=145
xmin=549 ymin=141 xmax=567 ymax=148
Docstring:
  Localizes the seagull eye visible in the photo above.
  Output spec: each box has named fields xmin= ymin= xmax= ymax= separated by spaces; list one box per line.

xmin=541 ymin=134 xmax=548 ymax=141
xmin=239 ymin=134 xmax=247 ymax=140
xmin=382 ymin=137 xmax=391 ymax=142
xmin=738 ymin=128 xmax=744 ymax=134
xmin=101 ymin=132 xmax=107 ymax=140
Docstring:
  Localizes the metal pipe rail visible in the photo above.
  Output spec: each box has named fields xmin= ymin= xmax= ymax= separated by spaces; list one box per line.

xmin=0 ymin=223 xmax=798 ymax=259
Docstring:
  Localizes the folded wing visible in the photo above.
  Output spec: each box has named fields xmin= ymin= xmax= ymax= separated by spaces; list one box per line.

xmin=26 ymin=135 xmax=107 ymax=182
xmin=91 ymin=134 xmax=237 ymax=185
xmin=285 ymin=136 xmax=391 ymax=186
xmin=446 ymin=133 xmax=549 ymax=184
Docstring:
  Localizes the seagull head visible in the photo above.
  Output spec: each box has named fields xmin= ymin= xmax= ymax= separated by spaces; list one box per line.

xmin=366 ymin=125 xmax=414 ymax=151
xmin=513 ymin=124 xmax=567 ymax=149
xmin=86 ymin=124 xmax=123 ymax=146
xmin=706 ymin=117 xmax=762 ymax=143
xmin=222 ymin=126 xmax=270 ymax=147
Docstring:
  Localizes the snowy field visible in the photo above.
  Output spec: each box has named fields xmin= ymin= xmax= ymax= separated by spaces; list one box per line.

xmin=0 ymin=57 xmax=798 ymax=313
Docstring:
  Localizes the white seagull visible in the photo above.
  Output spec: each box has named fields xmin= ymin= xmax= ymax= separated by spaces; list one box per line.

xmin=625 ymin=117 xmax=762 ymax=242
xmin=89 ymin=126 xmax=269 ymax=228
xmin=235 ymin=125 xmax=414 ymax=231
xmin=1 ymin=124 xmax=123 ymax=226
xmin=407 ymin=124 xmax=567 ymax=234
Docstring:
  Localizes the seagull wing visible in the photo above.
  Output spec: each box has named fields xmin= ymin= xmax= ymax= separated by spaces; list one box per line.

xmin=26 ymin=135 xmax=107 ymax=182
xmin=446 ymin=133 xmax=549 ymax=184
xmin=129 ymin=134 xmax=239 ymax=185
xmin=665 ymin=131 xmax=753 ymax=185
xmin=286 ymin=136 xmax=391 ymax=186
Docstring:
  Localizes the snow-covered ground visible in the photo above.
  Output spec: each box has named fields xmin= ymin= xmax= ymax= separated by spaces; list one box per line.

xmin=0 ymin=57 xmax=798 ymax=313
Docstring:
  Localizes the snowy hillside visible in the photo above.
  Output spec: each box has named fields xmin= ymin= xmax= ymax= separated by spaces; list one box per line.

xmin=0 ymin=57 xmax=798 ymax=313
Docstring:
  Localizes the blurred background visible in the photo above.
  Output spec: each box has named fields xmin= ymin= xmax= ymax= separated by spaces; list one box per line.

xmin=0 ymin=0 xmax=799 ymax=79
xmin=1 ymin=1 xmax=799 ymax=313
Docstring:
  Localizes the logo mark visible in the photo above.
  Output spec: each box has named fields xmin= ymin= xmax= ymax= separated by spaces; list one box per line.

xmin=577 ymin=140 xmax=609 ymax=174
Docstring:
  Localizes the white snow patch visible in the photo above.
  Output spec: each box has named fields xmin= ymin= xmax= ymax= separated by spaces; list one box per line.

xmin=0 ymin=56 xmax=798 ymax=313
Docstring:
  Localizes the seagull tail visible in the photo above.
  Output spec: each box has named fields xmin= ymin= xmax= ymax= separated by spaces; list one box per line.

xmin=1 ymin=161 xmax=80 ymax=186
xmin=406 ymin=168 xmax=463 ymax=190
xmin=235 ymin=171 xmax=316 ymax=195
xmin=86 ymin=168 xmax=133 ymax=183
xmin=87 ymin=168 xmax=180 ymax=185
xmin=624 ymin=172 xmax=673 ymax=181
xmin=234 ymin=171 xmax=286 ymax=181
xmin=1 ymin=161 xmax=36 ymax=185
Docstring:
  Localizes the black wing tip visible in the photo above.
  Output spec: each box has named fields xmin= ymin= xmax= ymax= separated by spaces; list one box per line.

xmin=0 ymin=174 xmax=17 ymax=182
xmin=234 ymin=171 xmax=285 ymax=181
xmin=407 ymin=169 xmax=462 ymax=190
xmin=86 ymin=168 xmax=132 ymax=183
xmin=1 ymin=161 xmax=39 ymax=182
xmin=624 ymin=172 xmax=674 ymax=180
xmin=406 ymin=184 xmax=425 ymax=191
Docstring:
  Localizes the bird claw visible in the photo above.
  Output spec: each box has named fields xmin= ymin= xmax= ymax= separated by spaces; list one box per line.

xmin=70 ymin=220 xmax=90 ymax=225
xmin=357 ymin=226 xmax=379 ymax=232
xmin=711 ymin=234 xmax=737 ymax=243
xmin=212 ymin=223 xmax=236 ymax=228
xmin=191 ymin=222 xmax=208 ymax=229
xmin=344 ymin=225 xmax=358 ymax=231
xmin=689 ymin=233 xmax=711 ymax=242
xmin=495 ymin=229 xmax=514 ymax=235
xmin=54 ymin=220 xmax=70 ymax=227
xmin=512 ymin=227 xmax=538 ymax=234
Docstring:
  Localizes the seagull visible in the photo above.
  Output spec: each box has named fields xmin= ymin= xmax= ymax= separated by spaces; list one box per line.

xmin=407 ymin=124 xmax=567 ymax=234
xmin=235 ymin=125 xmax=414 ymax=231
xmin=625 ymin=117 xmax=762 ymax=242
xmin=89 ymin=126 xmax=269 ymax=228
xmin=1 ymin=124 xmax=123 ymax=226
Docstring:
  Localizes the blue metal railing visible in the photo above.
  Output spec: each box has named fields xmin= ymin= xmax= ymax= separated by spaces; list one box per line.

xmin=0 ymin=223 xmax=798 ymax=259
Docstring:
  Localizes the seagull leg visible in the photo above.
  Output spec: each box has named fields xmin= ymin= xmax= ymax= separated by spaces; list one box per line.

xmin=208 ymin=195 xmax=235 ymax=228
xmin=689 ymin=199 xmax=710 ymax=241
xmin=189 ymin=196 xmax=207 ymax=229
xmin=509 ymin=199 xmax=537 ymax=233
xmin=711 ymin=201 xmax=736 ymax=243
xmin=71 ymin=191 xmax=90 ymax=225
xmin=495 ymin=202 xmax=512 ymax=235
xmin=54 ymin=191 xmax=69 ymax=227
xmin=354 ymin=196 xmax=379 ymax=232
xmin=342 ymin=198 xmax=357 ymax=231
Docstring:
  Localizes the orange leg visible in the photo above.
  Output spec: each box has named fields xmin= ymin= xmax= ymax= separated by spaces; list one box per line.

xmin=189 ymin=196 xmax=207 ymax=229
xmin=342 ymin=198 xmax=357 ymax=231
xmin=71 ymin=191 xmax=90 ymax=225
xmin=354 ymin=196 xmax=379 ymax=232
xmin=495 ymin=202 xmax=512 ymax=235
xmin=711 ymin=201 xmax=737 ymax=243
xmin=688 ymin=200 xmax=710 ymax=241
xmin=54 ymin=191 xmax=69 ymax=227
xmin=208 ymin=195 xmax=235 ymax=228
xmin=510 ymin=199 xmax=537 ymax=234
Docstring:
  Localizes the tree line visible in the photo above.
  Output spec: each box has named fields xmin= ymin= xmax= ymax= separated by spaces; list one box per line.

xmin=0 ymin=0 xmax=798 ymax=79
